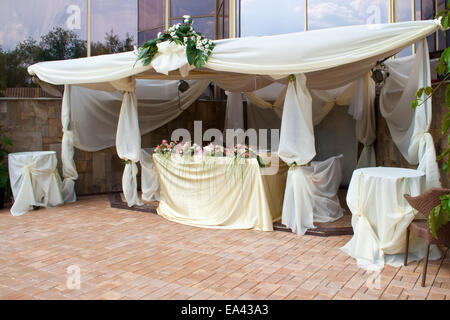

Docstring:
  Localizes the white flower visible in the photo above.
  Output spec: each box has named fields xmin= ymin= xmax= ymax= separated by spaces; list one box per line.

xmin=157 ymin=32 xmax=162 ymax=38
xmin=183 ymin=15 xmax=191 ymax=19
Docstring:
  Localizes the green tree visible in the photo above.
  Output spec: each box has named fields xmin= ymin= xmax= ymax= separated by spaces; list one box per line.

xmin=38 ymin=26 xmax=86 ymax=61
xmin=0 ymin=27 xmax=135 ymax=88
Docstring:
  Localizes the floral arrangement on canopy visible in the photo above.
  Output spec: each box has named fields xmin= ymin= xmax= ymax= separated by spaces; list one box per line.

xmin=154 ymin=140 xmax=266 ymax=168
xmin=136 ymin=15 xmax=215 ymax=69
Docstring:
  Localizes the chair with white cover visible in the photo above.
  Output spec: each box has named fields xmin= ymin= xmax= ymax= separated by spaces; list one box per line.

xmin=8 ymin=151 xmax=64 ymax=216
xmin=282 ymin=154 xmax=344 ymax=235
xmin=140 ymin=148 xmax=161 ymax=202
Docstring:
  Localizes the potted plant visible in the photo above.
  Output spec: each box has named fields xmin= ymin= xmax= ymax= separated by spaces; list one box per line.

xmin=0 ymin=122 xmax=13 ymax=209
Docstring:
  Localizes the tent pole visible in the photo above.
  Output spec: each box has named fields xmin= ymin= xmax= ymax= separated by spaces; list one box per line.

xmin=304 ymin=0 xmax=308 ymax=31
xmin=87 ymin=0 xmax=91 ymax=57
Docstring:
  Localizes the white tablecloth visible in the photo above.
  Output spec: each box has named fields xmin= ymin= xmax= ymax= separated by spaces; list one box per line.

xmin=341 ymin=167 xmax=441 ymax=270
xmin=8 ymin=151 xmax=64 ymax=216
xmin=153 ymin=153 xmax=288 ymax=231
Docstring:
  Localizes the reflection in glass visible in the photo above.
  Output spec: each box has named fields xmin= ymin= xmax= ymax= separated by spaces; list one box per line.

xmin=91 ymin=0 xmax=137 ymax=49
xmin=139 ymin=0 xmax=165 ymax=31
xmin=307 ymin=0 xmax=388 ymax=30
xmin=170 ymin=0 xmax=215 ymax=18
xmin=240 ymin=0 xmax=304 ymax=36
xmin=139 ymin=28 xmax=164 ymax=44
xmin=0 ymin=0 xmax=87 ymax=50
xmin=396 ymin=0 xmax=413 ymax=57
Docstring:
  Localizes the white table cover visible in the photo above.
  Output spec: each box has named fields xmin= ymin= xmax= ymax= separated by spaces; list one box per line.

xmin=341 ymin=167 xmax=441 ymax=270
xmin=8 ymin=151 xmax=64 ymax=216
xmin=282 ymin=155 xmax=344 ymax=235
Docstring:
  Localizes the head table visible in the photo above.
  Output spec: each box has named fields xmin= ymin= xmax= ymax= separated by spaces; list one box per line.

xmin=341 ymin=167 xmax=441 ymax=270
xmin=152 ymin=153 xmax=288 ymax=231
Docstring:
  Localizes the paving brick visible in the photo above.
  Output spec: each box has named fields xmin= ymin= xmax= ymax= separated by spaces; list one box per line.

xmin=0 ymin=195 xmax=448 ymax=301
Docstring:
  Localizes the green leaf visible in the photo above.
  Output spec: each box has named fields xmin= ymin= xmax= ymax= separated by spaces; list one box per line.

xmin=442 ymin=118 xmax=450 ymax=135
xmin=428 ymin=201 xmax=450 ymax=239
xmin=435 ymin=9 xmax=447 ymax=19
xmin=443 ymin=160 xmax=449 ymax=173
xmin=2 ymin=137 xmax=12 ymax=146
xmin=424 ymin=86 xmax=433 ymax=96
xmin=443 ymin=15 xmax=449 ymax=30
xmin=446 ymin=85 xmax=450 ymax=108
xmin=416 ymin=88 xmax=424 ymax=98
xmin=436 ymin=9 xmax=447 ymax=18
xmin=411 ymin=99 xmax=419 ymax=109
xmin=436 ymin=147 xmax=450 ymax=161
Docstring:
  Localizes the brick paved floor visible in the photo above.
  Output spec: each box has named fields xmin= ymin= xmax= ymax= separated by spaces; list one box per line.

xmin=0 ymin=194 xmax=448 ymax=300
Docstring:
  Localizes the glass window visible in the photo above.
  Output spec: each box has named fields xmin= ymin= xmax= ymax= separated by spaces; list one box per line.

xmin=240 ymin=0 xmax=305 ymax=37
xmin=170 ymin=0 xmax=215 ymax=18
xmin=307 ymin=0 xmax=388 ymax=30
xmin=91 ymin=0 xmax=137 ymax=53
xmin=436 ymin=0 xmax=448 ymax=51
xmin=0 ymin=0 xmax=88 ymax=93
xmin=396 ymin=0 xmax=413 ymax=57
xmin=139 ymin=0 xmax=165 ymax=31
xmin=217 ymin=0 xmax=229 ymax=39
xmin=139 ymin=28 xmax=164 ymax=45
xmin=0 ymin=0 xmax=87 ymax=51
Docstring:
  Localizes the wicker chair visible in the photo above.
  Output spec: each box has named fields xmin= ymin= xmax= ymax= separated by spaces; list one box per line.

xmin=403 ymin=188 xmax=450 ymax=287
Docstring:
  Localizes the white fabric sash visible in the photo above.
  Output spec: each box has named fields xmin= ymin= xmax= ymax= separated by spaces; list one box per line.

xmin=61 ymin=85 xmax=78 ymax=203
xmin=380 ymin=39 xmax=441 ymax=189
xmin=114 ymin=77 xmax=143 ymax=207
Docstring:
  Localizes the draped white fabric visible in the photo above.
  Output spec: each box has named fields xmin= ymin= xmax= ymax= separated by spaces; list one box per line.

xmin=71 ymin=80 xmax=210 ymax=152
xmin=8 ymin=151 xmax=64 ymax=216
xmin=341 ymin=167 xmax=441 ymax=270
xmin=26 ymin=19 xmax=441 ymax=211
xmin=151 ymin=41 xmax=190 ymax=76
xmin=141 ymin=148 xmax=161 ymax=202
xmin=282 ymin=155 xmax=344 ymax=235
xmin=278 ymin=74 xmax=315 ymax=166
xmin=61 ymin=85 xmax=78 ymax=202
xmin=224 ymin=91 xmax=244 ymax=130
xmin=355 ymin=73 xmax=377 ymax=168
xmin=29 ymin=20 xmax=440 ymax=84
xmin=113 ymin=77 xmax=143 ymax=207
xmin=380 ymin=40 xmax=441 ymax=189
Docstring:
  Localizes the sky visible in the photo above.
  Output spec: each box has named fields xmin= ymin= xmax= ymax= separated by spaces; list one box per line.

xmin=239 ymin=0 xmax=394 ymax=36
xmin=0 ymin=0 xmax=420 ymax=50
xmin=0 ymin=0 xmax=137 ymax=50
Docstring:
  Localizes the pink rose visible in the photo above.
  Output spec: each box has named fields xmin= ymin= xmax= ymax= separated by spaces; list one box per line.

xmin=162 ymin=139 xmax=168 ymax=145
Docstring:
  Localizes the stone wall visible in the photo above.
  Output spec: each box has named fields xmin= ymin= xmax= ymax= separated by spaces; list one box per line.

xmin=0 ymin=98 xmax=226 ymax=195
xmin=1 ymin=83 xmax=448 ymax=195
xmin=375 ymin=84 xmax=449 ymax=187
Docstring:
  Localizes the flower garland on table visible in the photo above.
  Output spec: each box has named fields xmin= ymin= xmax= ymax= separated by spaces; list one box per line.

xmin=135 ymin=15 xmax=215 ymax=69
xmin=154 ymin=140 xmax=265 ymax=168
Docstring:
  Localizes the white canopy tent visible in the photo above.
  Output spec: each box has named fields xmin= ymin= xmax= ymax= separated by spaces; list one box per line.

xmin=28 ymin=19 xmax=442 ymax=221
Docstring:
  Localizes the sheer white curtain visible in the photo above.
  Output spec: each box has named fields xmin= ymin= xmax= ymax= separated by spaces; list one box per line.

xmin=224 ymin=91 xmax=244 ymax=130
xmin=71 ymin=80 xmax=210 ymax=152
xmin=354 ymin=73 xmax=377 ymax=168
xmin=380 ymin=39 xmax=441 ymax=189
xmin=112 ymin=77 xmax=143 ymax=207
xmin=61 ymin=85 xmax=78 ymax=203
xmin=278 ymin=74 xmax=316 ymax=235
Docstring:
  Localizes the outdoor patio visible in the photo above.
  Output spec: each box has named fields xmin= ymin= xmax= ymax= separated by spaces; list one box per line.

xmin=0 ymin=194 xmax=448 ymax=300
